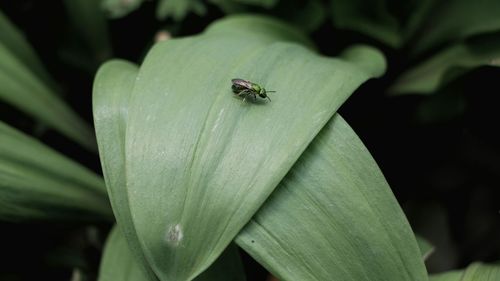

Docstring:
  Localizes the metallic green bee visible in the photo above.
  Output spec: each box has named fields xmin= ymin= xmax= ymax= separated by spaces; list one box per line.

xmin=231 ymin=78 xmax=274 ymax=102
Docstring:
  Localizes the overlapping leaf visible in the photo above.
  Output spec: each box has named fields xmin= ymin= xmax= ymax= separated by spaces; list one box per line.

xmin=0 ymin=11 xmax=96 ymax=151
xmin=235 ymin=114 xmax=428 ymax=281
xmin=96 ymin=14 xmax=385 ymax=281
xmin=0 ymin=10 xmax=56 ymax=89
xmin=94 ymin=60 xmax=158 ymax=280
xmin=0 ymin=121 xmax=111 ymax=221
xmin=416 ymin=235 xmax=435 ymax=261
xmin=390 ymin=32 xmax=500 ymax=95
xmin=156 ymin=0 xmax=206 ymax=20
xmin=63 ymin=0 xmax=112 ymax=63
xmin=98 ymin=226 xmax=246 ymax=281
xmin=410 ymin=0 xmax=500 ymax=55
xmin=430 ymin=262 xmax=500 ymax=281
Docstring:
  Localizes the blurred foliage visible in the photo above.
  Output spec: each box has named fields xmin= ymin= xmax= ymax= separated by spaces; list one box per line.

xmin=1 ymin=0 xmax=499 ymax=280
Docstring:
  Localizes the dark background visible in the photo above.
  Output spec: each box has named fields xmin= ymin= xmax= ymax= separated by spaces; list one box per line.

xmin=1 ymin=0 xmax=499 ymax=280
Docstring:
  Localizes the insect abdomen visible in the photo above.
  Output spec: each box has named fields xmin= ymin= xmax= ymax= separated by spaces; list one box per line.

xmin=232 ymin=84 xmax=246 ymax=93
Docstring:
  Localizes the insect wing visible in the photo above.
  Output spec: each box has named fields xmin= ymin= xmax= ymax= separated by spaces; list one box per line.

xmin=231 ymin=78 xmax=253 ymax=89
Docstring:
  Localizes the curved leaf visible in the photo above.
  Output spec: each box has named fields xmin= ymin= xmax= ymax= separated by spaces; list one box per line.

xmin=329 ymin=0 xmax=401 ymax=47
xmin=411 ymin=0 xmax=500 ymax=55
xmin=115 ymin=15 xmax=385 ymax=281
xmin=99 ymin=226 xmax=150 ymax=281
xmin=0 ymin=42 xmax=97 ymax=151
xmin=203 ymin=15 xmax=314 ymax=49
xmin=390 ymin=32 xmax=500 ymax=95
xmin=99 ymin=226 xmax=246 ymax=281
xmin=416 ymin=235 xmax=435 ymax=261
xmin=430 ymin=262 xmax=500 ymax=281
xmin=0 ymin=121 xmax=111 ymax=221
xmin=0 ymin=10 xmax=57 ymax=89
xmin=156 ymin=0 xmax=206 ymax=21
xmin=63 ymin=0 xmax=112 ymax=62
xmin=235 ymin=114 xmax=428 ymax=281
xmin=94 ymin=60 xmax=158 ymax=281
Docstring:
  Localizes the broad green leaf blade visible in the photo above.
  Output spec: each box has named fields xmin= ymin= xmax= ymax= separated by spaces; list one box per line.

xmin=98 ymin=226 xmax=149 ymax=281
xmin=0 ymin=10 xmax=56 ymax=90
xmin=156 ymin=0 xmax=206 ymax=21
xmin=63 ymin=0 xmax=112 ymax=62
xmin=124 ymin=15 xmax=385 ymax=281
xmin=0 ymin=42 xmax=97 ymax=151
xmin=461 ymin=263 xmax=500 ymax=281
xmin=0 ymin=121 xmax=111 ymax=221
xmin=430 ymin=262 xmax=500 ymax=281
xmin=93 ymin=60 xmax=158 ymax=281
xmin=99 ymin=226 xmax=246 ymax=281
xmin=390 ymin=33 xmax=500 ymax=95
xmin=329 ymin=0 xmax=401 ymax=47
xmin=416 ymin=235 xmax=435 ymax=261
xmin=203 ymin=15 xmax=314 ymax=49
xmin=102 ymin=0 xmax=145 ymax=18
xmin=236 ymin=114 xmax=428 ymax=281
xmin=411 ymin=0 xmax=500 ymax=55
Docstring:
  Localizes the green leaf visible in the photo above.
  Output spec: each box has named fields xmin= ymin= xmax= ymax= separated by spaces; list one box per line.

xmin=99 ymin=226 xmax=153 ymax=281
xmin=101 ymin=0 xmax=145 ymax=18
xmin=429 ymin=262 xmax=500 ymax=281
xmin=460 ymin=263 xmax=500 ymax=281
xmin=203 ymin=15 xmax=314 ymax=48
xmin=96 ymin=14 xmax=384 ymax=281
xmin=0 ymin=10 xmax=57 ymax=90
xmin=98 ymin=226 xmax=246 ymax=281
xmin=416 ymin=235 xmax=435 ymax=261
xmin=156 ymin=0 xmax=206 ymax=21
xmin=0 ymin=121 xmax=111 ymax=221
xmin=63 ymin=0 xmax=112 ymax=62
xmin=0 ymin=43 xmax=97 ymax=151
xmin=235 ymin=114 xmax=428 ymax=281
xmin=272 ymin=0 xmax=326 ymax=32
xmin=329 ymin=0 xmax=401 ymax=47
xmin=390 ymin=32 xmax=500 ymax=95
xmin=410 ymin=0 xmax=500 ymax=55
xmin=93 ymin=59 xmax=158 ymax=281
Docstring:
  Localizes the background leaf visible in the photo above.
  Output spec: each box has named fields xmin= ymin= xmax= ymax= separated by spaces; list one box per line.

xmin=410 ymin=0 xmax=500 ymax=55
xmin=0 ymin=121 xmax=111 ymax=221
xmin=115 ymin=15 xmax=385 ymax=281
xmin=329 ymin=0 xmax=401 ymax=47
xmin=0 ymin=10 xmax=57 ymax=89
xmin=62 ymin=0 xmax=112 ymax=63
xmin=390 ymin=32 xmax=500 ymax=95
xmin=416 ymin=235 xmax=435 ymax=261
xmin=156 ymin=0 xmax=206 ymax=21
xmin=101 ymin=0 xmax=145 ymax=18
xmin=429 ymin=262 xmax=500 ymax=281
xmin=235 ymin=114 xmax=428 ymax=281
xmin=0 ymin=42 xmax=97 ymax=151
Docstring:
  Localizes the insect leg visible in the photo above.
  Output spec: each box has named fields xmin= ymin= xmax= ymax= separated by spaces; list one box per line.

xmin=237 ymin=89 xmax=251 ymax=103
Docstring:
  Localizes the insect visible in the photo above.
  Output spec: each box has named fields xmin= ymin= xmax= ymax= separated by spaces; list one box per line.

xmin=231 ymin=78 xmax=274 ymax=103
